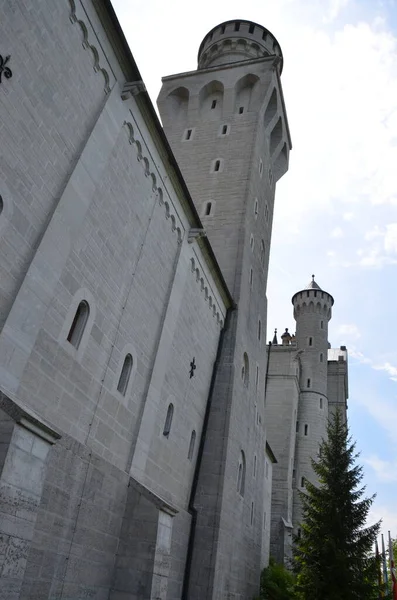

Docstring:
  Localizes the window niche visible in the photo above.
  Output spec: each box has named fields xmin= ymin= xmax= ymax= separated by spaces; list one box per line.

xmin=163 ymin=403 xmax=174 ymax=437
xmin=237 ymin=450 xmax=246 ymax=496
xmin=117 ymin=354 xmax=133 ymax=396
xmin=67 ymin=300 xmax=90 ymax=349
xmin=188 ymin=430 xmax=196 ymax=460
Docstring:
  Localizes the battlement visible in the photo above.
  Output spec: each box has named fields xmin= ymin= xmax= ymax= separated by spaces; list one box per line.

xmin=197 ymin=19 xmax=283 ymax=71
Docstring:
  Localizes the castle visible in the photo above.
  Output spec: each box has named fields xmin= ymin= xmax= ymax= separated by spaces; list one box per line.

xmin=0 ymin=1 xmax=347 ymax=599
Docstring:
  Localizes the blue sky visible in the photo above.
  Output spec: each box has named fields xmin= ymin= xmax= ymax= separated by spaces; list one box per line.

xmin=113 ymin=0 xmax=397 ymax=537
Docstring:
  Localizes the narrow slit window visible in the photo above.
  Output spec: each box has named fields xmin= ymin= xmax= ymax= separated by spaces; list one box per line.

xmin=260 ymin=240 xmax=265 ymax=267
xmin=320 ymin=320 xmax=324 ymax=329
xmin=304 ymin=424 xmax=308 ymax=436
xmin=0 ymin=195 xmax=3 ymax=216
xmin=254 ymin=198 xmax=258 ymax=217
xmin=259 ymin=159 xmax=263 ymax=175
xmin=222 ymin=124 xmax=228 ymax=135
xmin=250 ymin=234 xmax=254 ymax=251
xmin=237 ymin=451 xmax=246 ymax=496
xmin=235 ymin=22 xmax=240 ymax=31
xmin=214 ymin=160 xmax=221 ymax=172
xmin=250 ymin=501 xmax=254 ymax=525
xmin=67 ymin=300 xmax=90 ymax=349
xmin=185 ymin=129 xmax=192 ymax=140
xmin=239 ymin=106 xmax=244 ymax=114
xmin=205 ymin=202 xmax=212 ymax=216
xmin=163 ymin=403 xmax=174 ymax=437
xmin=211 ymin=99 xmax=217 ymax=109
xmin=250 ymin=268 xmax=253 ymax=288
xmin=249 ymin=24 xmax=255 ymax=33
xmin=253 ymin=455 xmax=257 ymax=478
xmin=117 ymin=353 xmax=133 ymax=396
xmin=188 ymin=430 xmax=196 ymax=460
xmin=307 ymin=378 xmax=311 ymax=388
xmin=256 ymin=365 xmax=259 ymax=388
xmin=301 ymin=477 xmax=305 ymax=488
xmin=296 ymin=420 xmax=299 ymax=433
xmin=320 ymin=397 xmax=323 ymax=409
xmin=221 ymin=24 xmax=226 ymax=34
xmin=320 ymin=353 xmax=323 ymax=363
xmin=309 ymin=337 xmax=312 ymax=346
xmin=258 ymin=320 xmax=261 ymax=341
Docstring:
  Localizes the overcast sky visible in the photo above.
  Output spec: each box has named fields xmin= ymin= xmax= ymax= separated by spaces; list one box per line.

xmin=113 ymin=0 xmax=397 ymax=539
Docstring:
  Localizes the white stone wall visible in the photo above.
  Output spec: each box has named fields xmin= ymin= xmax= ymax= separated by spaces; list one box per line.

xmin=158 ymin=22 xmax=291 ymax=599
xmin=0 ymin=1 xmax=229 ymax=597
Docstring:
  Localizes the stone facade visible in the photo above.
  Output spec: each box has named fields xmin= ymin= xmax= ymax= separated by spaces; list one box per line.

xmin=0 ymin=2 xmax=349 ymax=599
xmin=265 ymin=278 xmax=348 ymax=565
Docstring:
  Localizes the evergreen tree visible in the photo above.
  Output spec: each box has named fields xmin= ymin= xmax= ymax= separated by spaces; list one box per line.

xmin=294 ymin=410 xmax=381 ymax=600
xmin=258 ymin=557 xmax=298 ymax=600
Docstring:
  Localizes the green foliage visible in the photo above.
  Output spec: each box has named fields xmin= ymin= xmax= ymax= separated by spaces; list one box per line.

xmin=258 ymin=557 xmax=298 ymax=599
xmin=293 ymin=410 xmax=381 ymax=600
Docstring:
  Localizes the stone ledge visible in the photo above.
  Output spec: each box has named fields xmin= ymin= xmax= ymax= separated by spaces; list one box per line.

xmin=0 ymin=390 xmax=61 ymax=445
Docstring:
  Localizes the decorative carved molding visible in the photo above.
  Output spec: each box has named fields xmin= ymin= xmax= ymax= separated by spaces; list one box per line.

xmin=0 ymin=55 xmax=12 ymax=84
xmin=68 ymin=0 xmax=111 ymax=93
xmin=123 ymin=121 xmax=182 ymax=244
xmin=190 ymin=257 xmax=224 ymax=328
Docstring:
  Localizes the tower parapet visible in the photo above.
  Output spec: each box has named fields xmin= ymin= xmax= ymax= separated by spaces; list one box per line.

xmin=198 ymin=19 xmax=283 ymax=71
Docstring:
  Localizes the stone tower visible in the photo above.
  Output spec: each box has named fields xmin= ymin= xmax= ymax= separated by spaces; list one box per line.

xmin=265 ymin=276 xmax=343 ymax=565
xmin=292 ymin=277 xmax=333 ymax=531
xmin=158 ymin=19 xmax=291 ymax=599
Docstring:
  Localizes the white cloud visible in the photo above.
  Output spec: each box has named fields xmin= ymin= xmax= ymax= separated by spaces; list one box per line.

xmin=337 ymin=324 xmax=361 ymax=339
xmin=373 ymin=362 xmax=397 ymax=377
xmin=369 ymin=504 xmax=397 ymax=538
xmin=330 ymin=227 xmax=344 ymax=238
xmin=323 ymin=0 xmax=350 ymax=23
xmin=365 ymin=456 xmax=397 ymax=482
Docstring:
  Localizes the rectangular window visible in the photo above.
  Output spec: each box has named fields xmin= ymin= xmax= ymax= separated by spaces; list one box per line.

xmin=239 ymin=106 xmax=244 ymax=114
xmin=222 ymin=124 xmax=228 ymax=134
xmin=256 ymin=365 xmax=259 ymax=388
xmin=250 ymin=268 xmax=253 ymax=288
xmin=185 ymin=129 xmax=192 ymax=140
xmin=211 ymin=100 xmax=217 ymax=109
xmin=307 ymin=378 xmax=311 ymax=388
xmin=301 ymin=477 xmax=305 ymax=488
xmin=296 ymin=420 xmax=299 ymax=433
xmin=320 ymin=397 xmax=323 ymax=409
xmin=250 ymin=501 xmax=254 ymax=525
xmin=304 ymin=424 xmax=308 ymax=436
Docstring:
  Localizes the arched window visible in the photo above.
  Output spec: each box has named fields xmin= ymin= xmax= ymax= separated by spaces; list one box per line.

xmin=163 ymin=403 xmax=174 ymax=437
xmin=67 ymin=301 xmax=90 ymax=349
xmin=117 ymin=354 xmax=133 ymax=396
xmin=260 ymin=240 xmax=265 ymax=267
xmin=242 ymin=352 xmax=249 ymax=387
xmin=188 ymin=430 xmax=196 ymax=460
xmin=237 ymin=451 xmax=246 ymax=496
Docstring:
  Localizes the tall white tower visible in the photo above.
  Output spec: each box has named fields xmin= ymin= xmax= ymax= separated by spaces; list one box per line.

xmin=292 ymin=277 xmax=333 ymax=530
xmin=158 ymin=19 xmax=292 ymax=599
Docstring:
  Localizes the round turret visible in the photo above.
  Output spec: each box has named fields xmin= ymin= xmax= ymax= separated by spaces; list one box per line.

xmin=197 ymin=19 xmax=283 ymax=71
xmin=292 ymin=275 xmax=334 ymax=323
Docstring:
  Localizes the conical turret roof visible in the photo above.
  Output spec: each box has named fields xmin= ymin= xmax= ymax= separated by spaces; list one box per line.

xmin=305 ymin=275 xmax=321 ymax=290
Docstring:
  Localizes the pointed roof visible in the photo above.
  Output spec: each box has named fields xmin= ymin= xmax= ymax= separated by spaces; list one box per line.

xmin=272 ymin=328 xmax=278 ymax=345
xmin=305 ymin=274 xmax=322 ymax=290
